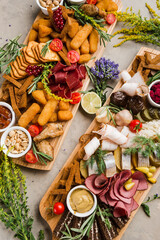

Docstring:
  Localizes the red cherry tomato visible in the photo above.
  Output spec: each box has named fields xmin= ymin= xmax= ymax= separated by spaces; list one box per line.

xmin=53 ymin=202 xmax=65 ymax=215
xmin=129 ymin=119 xmax=142 ymax=133
xmin=36 ymin=124 xmax=43 ymax=133
xmin=106 ymin=13 xmax=116 ymax=25
xmin=71 ymin=92 xmax=81 ymax=104
xmin=50 ymin=38 xmax=63 ymax=52
xmin=87 ymin=0 xmax=97 ymax=4
xmin=28 ymin=125 xmax=40 ymax=137
xmin=25 ymin=150 xmax=38 ymax=164
xmin=67 ymin=50 xmax=80 ymax=63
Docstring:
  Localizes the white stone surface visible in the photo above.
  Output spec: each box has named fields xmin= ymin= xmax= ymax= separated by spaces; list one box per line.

xmin=0 ymin=0 xmax=160 ymax=239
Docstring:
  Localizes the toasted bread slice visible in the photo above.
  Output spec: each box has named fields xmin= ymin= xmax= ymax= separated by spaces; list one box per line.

xmin=38 ymin=43 xmax=61 ymax=62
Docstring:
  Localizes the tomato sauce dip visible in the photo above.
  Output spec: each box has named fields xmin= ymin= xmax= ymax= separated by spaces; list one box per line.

xmin=0 ymin=106 xmax=12 ymax=129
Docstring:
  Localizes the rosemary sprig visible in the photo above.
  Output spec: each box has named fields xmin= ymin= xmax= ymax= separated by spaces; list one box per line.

xmin=147 ymin=71 xmax=160 ymax=86
xmin=96 ymin=205 xmax=113 ymax=229
xmin=124 ymin=135 xmax=160 ymax=158
xmin=65 ymin=3 xmax=110 ymax=46
xmin=41 ymin=40 xmax=52 ymax=57
xmin=0 ymin=149 xmax=44 ymax=240
xmin=86 ymin=147 xmax=107 ymax=175
xmin=28 ymin=62 xmax=55 ymax=94
xmin=141 ymin=193 xmax=160 ymax=217
xmin=32 ymin=142 xmax=52 ymax=165
xmin=0 ymin=35 xmax=24 ymax=74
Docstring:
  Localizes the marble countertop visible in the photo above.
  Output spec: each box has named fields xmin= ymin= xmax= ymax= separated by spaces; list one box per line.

xmin=0 ymin=0 xmax=160 ymax=239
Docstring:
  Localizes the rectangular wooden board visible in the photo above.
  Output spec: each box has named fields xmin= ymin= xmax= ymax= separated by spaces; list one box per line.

xmin=39 ymin=47 xmax=160 ymax=240
xmin=9 ymin=0 xmax=122 ymax=170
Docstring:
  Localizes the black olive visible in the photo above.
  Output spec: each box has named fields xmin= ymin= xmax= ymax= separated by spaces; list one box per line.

xmin=110 ymin=91 xmax=128 ymax=107
xmin=127 ymin=95 xmax=144 ymax=115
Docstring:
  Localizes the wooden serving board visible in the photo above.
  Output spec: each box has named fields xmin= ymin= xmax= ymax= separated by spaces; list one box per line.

xmin=8 ymin=0 xmax=122 ymax=170
xmin=39 ymin=47 xmax=160 ymax=239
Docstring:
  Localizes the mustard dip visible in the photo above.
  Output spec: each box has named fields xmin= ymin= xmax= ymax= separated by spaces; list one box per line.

xmin=70 ymin=189 xmax=94 ymax=213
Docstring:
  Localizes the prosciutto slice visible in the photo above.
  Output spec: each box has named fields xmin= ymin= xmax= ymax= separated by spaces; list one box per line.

xmin=77 ymin=65 xmax=87 ymax=80
xmin=63 ymin=63 xmax=77 ymax=72
xmin=54 ymin=71 xmax=67 ymax=83
xmin=66 ymin=69 xmax=80 ymax=90
xmin=93 ymin=124 xmax=127 ymax=145
xmin=53 ymin=61 xmax=66 ymax=73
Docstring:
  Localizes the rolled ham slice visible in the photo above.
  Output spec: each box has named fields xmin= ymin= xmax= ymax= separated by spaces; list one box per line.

xmin=93 ymin=124 xmax=127 ymax=145
xmin=101 ymin=139 xmax=118 ymax=151
xmin=83 ymin=137 xmax=100 ymax=160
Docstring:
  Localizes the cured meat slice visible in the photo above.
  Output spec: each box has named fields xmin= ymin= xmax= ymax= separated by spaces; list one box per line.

xmin=66 ymin=69 xmax=80 ymax=90
xmin=72 ymin=81 xmax=83 ymax=91
xmin=85 ymin=174 xmax=106 ymax=195
xmin=63 ymin=63 xmax=77 ymax=72
xmin=98 ymin=177 xmax=112 ymax=196
xmin=124 ymin=198 xmax=134 ymax=217
xmin=119 ymin=170 xmax=132 ymax=185
xmin=77 ymin=65 xmax=87 ymax=80
xmin=94 ymin=174 xmax=108 ymax=188
xmin=119 ymin=179 xmax=139 ymax=198
xmin=105 ymin=192 xmax=118 ymax=207
xmin=99 ymin=193 xmax=108 ymax=205
xmin=50 ymin=84 xmax=64 ymax=93
xmin=53 ymin=61 xmax=66 ymax=73
xmin=132 ymin=199 xmax=139 ymax=211
xmin=110 ymin=184 xmax=119 ymax=201
xmin=114 ymin=177 xmax=132 ymax=204
xmin=132 ymin=171 xmax=148 ymax=190
xmin=113 ymin=201 xmax=129 ymax=218
xmin=58 ymin=88 xmax=72 ymax=99
xmin=54 ymin=71 xmax=67 ymax=83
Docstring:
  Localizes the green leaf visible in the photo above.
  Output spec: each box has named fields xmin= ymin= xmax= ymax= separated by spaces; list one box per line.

xmin=141 ymin=203 xmax=150 ymax=217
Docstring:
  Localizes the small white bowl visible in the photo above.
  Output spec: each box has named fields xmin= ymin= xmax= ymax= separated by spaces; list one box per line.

xmin=1 ymin=126 xmax=32 ymax=158
xmin=0 ymin=102 xmax=15 ymax=133
xmin=66 ymin=185 xmax=97 ymax=218
xmin=67 ymin=0 xmax=86 ymax=5
xmin=147 ymin=79 xmax=160 ymax=108
xmin=36 ymin=0 xmax=64 ymax=15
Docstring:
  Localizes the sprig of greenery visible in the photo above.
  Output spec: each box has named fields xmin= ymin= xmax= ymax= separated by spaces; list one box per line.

xmin=41 ymin=40 xmax=52 ymax=57
xmin=96 ymin=205 xmax=113 ymax=229
xmin=0 ymin=35 xmax=24 ymax=74
xmin=28 ymin=62 xmax=55 ymax=94
xmin=86 ymin=147 xmax=107 ymax=175
xmin=65 ymin=3 xmax=110 ymax=46
xmin=141 ymin=194 xmax=160 ymax=217
xmin=0 ymin=149 xmax=44 ymax=240
xmin=147 ymin=71 xmax=160 ymax=86
xmin=32 ymin=142 xmax=52 ymax=165
xmin=124 ymin=135 xmax=160 ymax=158
xmin=61 ymin=208 xmax=97 ymax=239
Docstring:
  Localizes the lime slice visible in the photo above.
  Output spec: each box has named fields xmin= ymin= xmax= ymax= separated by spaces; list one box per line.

xmin=81 ymin=92 xmax=102 ymax=114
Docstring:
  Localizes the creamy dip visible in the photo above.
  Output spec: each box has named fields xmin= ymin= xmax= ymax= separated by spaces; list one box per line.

xmin=69 ymin=189 xmax=94 ymax=213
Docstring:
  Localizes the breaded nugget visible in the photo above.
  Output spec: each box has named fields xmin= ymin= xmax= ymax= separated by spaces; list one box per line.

xmin=18 ymin=103 xmax=40 ymax=127
xmin=32 ymin=90 xmax=47 ymax=105
xmin=89 ymin=29 xmax=98 ymax=53
xmin=58 ymin=111 xmax=73 ymax=121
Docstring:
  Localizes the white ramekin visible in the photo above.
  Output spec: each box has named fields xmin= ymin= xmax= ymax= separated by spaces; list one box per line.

xmin=36 ymin=0 xmax=64 ymax=15
xmin=67 ymin=0 xmax=86 ymax=5
xmin=1 ymin=126 xmax=32 ymax=158
xmin=66 ymin=185 xmax=97 ymax=218
xmin=0 ymin=102 xmax=15 ymax=133
xmin=147 ymin=79 xmax=160 ymax=108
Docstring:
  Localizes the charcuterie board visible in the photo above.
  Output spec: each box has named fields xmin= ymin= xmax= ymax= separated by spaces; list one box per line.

xmin=3 ymin=0 xmax=122 ymax=170
xmin=39 ymin=47 xmax=160 ymax=239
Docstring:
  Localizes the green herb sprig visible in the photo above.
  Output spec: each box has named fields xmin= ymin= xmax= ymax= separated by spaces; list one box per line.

xmin=124 ymin=135 xmax=160 ymax=158
xmin=32 ymin=142 xmax=52 ymax=165
xmin=141 ymin=194 xmax=160 ymax=217
xmin=41 ymin=40 xmax=52 ymax=57
xmin=65 ymin=3 xmax=110 ymax=46
xmin=147 ymin=71 xmax=160 ymax=86
xmin=28 ymin=62 xmax=55 ymax=94
xmin=0 ymin=149 xmax=44 ymax=240
xmin=96 ymin=205 xmax=113 ymax=229
xmin=0 ymin=35 xmax=24 ymax=74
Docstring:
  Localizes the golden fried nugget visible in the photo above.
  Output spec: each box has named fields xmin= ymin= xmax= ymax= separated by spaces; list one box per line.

xmin=38 ymin=99 xmax=59 ymax=126
xmin=68 ymin=18 xmax=79 ymax=39
xmin=78 ymin=54 xmax=91 ymax=64
xmin=39 ymin=25 xmax=53 ymax=38
xmin=38 ymin=36 xmax=51 ymax=43
xmin=18 ymin=103 xmax=40 ymax=128
xmin=49 ymin=112 xmax=58 ymax=122
xmin=29 ymin=29 xmax=38 ymax=42
xmin=58 ymin=110 xmax=73 ymax=121
xmin=70 ymin=24 xmax=93 ymax=50
xmin=37 ymin=82 xmax=44 ymax=89
xmin=59 ymin=101 xmax=70 ymax=111
xmin=89 ymin=29 xmax=98 ymax=53
xmin=32 ymin=90 xmax=47 ymax=105
xmin=80 ymin=39 xmax=89 ymax=54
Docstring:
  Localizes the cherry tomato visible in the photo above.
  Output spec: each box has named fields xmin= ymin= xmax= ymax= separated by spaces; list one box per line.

xmin=50 ymin=38 xmax=63 ymax=52
xmin=53 ymin=202 xmax=65 ymax=215
xmin=129 ymin=119 xmax=142 ymax=133
xmin=36 ymin=124 xmax=43 ymax=133
xmin=25 ymin=150 xmax=38 ymax=164
xmin=87 ymin=0 xmax=97 ymax=4
xmin=67 ymin=50 xmax=80 ymax=63
xmin=28 ymin=125 xmax=40 ymax=137
xmin=71 ymin=92 xmax=81 ymax=104
xmin=106 ymin=13 xmax=116 ymax=25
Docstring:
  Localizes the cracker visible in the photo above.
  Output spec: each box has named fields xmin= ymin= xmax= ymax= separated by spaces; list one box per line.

xmin=10 ymin=62 xmax=25 ymax=79
xmin=26 ymin=41 xmax=38 ymax=59
xmin=38 ymin=43 xmax=61 ymax=62
xmin=12 ymin=59 xmax=27 ymax=77
xmin=23 ymin=46 xmax=39 ymax=65
xmin=3 ymin=74 xmax=22 ymax=88
xmin=19 ymin=55 xmax=28 ymax=68
xmin=16 ymin=56 xmax=26 ymax=71
xmin=32 ymin=45 xmax=41 ymax=62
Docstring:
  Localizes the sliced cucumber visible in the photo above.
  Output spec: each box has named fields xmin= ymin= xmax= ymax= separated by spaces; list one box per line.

xmin=140 ymin=109 xmax=153 ymax=121
xmin=136 ymin=112 xmax=145 ymax=123
xmin=148 ymin=108 xmax=159 ymax=120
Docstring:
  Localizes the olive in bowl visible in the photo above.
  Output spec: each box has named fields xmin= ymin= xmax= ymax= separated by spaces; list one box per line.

xmin=66 ymin=185 xmax=97 ymax=218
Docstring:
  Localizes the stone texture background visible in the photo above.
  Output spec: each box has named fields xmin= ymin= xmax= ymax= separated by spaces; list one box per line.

xmin=0 ymin=0 xmax=160 ymax=239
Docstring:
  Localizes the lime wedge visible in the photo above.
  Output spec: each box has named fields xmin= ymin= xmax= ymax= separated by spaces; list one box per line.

xmin=81 ymin=92 xmax=102 ymax=114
